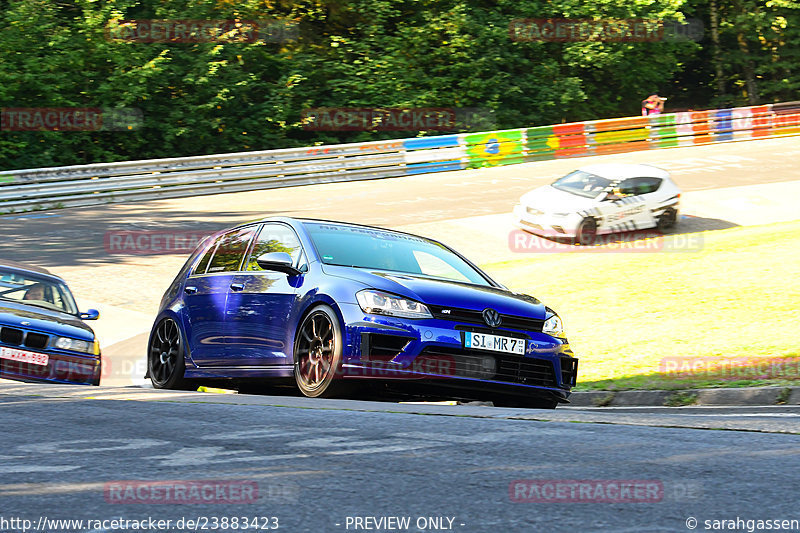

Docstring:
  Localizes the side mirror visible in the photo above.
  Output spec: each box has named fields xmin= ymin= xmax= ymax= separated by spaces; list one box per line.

xmin=80 ymin=309 xmax=100 ymax=320
xmin=256 ymin=252 xmax=303 ymax=276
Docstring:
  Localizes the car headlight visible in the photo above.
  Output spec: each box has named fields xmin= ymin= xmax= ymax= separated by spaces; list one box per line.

xmin=52 ymin=336 xmax=94 ymax=354
xmin=542 ymin=311 xmax=566 ymax=339
xmin=356 ymin=290 xmax=432 ymax=319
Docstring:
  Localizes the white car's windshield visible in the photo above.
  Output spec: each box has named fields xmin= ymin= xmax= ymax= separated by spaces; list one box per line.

xmin=552 ymin=170 xmax=613 ymax=199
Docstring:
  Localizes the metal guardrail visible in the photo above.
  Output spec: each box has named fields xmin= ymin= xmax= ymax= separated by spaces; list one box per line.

xmin=1 ymin=102 xmax=799 ymax=212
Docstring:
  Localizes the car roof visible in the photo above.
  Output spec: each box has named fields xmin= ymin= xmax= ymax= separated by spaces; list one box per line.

xmin=0 ymin=258 xmax=63 ymax=280
xmin=246 ymin=216 xmax=433 ymax=240
xmin=577 ymin=163 xmax=671 ymax=181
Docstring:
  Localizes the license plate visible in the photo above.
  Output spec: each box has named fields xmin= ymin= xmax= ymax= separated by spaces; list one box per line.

xmin=0 ymin=346 xmax=49 ymax=366
xmin=464 ymin=332 xmax=525 ymax=355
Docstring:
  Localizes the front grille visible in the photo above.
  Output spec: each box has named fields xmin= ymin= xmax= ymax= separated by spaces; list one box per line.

xmin=414 ymin=350 xmax=496 ymax=380
xmin=0 ymin=327 xmax=24 ymax=346
xmin=496 ymin=355 xmax=558 ymax=387
xmin=0 ymin=327 xmax=49 ymax=349
xmin=561 ymin=357 xmax=579 ymax=387
xmin=428 ymin=306 xmax=544 ymax=333
xmin=418 ymin=347 xmax=558 ymax=388
xmin=25 ymin=332 xmax=49 ymax=350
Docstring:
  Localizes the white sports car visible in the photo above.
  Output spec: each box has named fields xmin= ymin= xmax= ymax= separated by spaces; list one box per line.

xmin=513 ymin=163 xmax=681 ymax=245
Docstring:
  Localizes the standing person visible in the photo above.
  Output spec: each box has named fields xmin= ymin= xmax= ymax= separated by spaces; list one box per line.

xmin=641 ymin=94 xmax=666 ymax=116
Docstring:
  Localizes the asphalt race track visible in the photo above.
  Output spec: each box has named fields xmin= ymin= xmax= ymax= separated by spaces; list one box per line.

xmin=2 ymin=383 xmax=800 ymax=532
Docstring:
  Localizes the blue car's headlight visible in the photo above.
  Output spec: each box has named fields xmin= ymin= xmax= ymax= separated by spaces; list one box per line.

xmin=51 ymin=336 xmax=97 ymax=354
xmin=356 ymin=290 xmax=433 ymax=319
xmin=542 ymin=312 xmax=566 ymax=339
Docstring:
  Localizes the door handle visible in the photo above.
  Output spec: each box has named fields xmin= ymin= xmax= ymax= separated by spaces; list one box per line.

xmin=184 ymin=286 xmax=198 ymax=295
xmin=230 ymin=283 xmax=245 ymax=292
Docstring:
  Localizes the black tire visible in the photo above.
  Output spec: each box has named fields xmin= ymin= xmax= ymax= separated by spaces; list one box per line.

xmin=575 ymin=217 xmax=598 ymax=245
xmin=294 ymin=305 xmax=349 ymax=398
xmin=656 ymin=207 xmax=678 ymax=231
xmin=493 ymin=397 xmax=559 ymax=409
xmin=148 ymin=317 xmax=188 ymax=389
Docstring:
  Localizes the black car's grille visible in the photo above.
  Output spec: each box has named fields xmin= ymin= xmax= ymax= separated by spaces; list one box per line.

xmin=0 ymin=326 xmax=50 ymax=350
xmin=561 ymin=357 xmax=579 ymax=387
xmin=417 ymin=347 xmax=558 ymax=388
xmin=428 ymin=305 xmax=544 ymax=333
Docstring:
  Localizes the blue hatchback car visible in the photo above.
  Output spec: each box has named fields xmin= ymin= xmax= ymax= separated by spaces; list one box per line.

xmin=148 ymin=218 xmax=578 ymax=408
xmin=0 ymin=259 xmax=101 ymax=385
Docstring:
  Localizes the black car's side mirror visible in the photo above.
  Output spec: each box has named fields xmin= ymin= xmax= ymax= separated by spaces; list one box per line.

xmin=80 ymin=309 xmax=100 ymax=320
xmin=256 ymin=252 xmax=304 ymax=276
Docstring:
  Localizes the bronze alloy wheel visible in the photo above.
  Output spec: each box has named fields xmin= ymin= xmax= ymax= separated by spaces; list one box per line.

xmin=294 ymin=305 xmax=348 ymax=398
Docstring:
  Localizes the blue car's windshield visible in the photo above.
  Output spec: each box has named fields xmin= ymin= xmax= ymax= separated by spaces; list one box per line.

xmin=304 ymin=223 xmax=491 ymax=286
xmin=0 ymin=269 xmax=78 ymax=314
xmin=552 ymin=170 xmax=613 ymax=198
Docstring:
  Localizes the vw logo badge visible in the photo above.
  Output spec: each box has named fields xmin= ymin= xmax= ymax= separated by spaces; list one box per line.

xmin=482 ymin=308 xmax=502 ymax=328
xmin=20 ymin=321 xmax=31 ymax=326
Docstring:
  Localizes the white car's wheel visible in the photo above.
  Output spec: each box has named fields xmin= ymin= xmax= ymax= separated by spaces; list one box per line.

xmin=575 ymin=218 xmax=597 ymax=245
xmin=656 ymin=208 xmax=678 ymax=231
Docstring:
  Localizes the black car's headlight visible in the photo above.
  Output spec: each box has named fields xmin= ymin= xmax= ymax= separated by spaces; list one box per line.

xmin=51 ymin=336 xmax=99 ymax=355
xmin=542 ymin=310 xmax=566 ymax=339
xmin=356 ymin=290 xmax=433 ymax=319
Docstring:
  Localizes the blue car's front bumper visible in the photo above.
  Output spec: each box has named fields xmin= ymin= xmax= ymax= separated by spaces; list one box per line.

xmin=337 ymin=303 xmax=578 ymax=402
xmin=0 ymin=326 xmax=100 ymax=386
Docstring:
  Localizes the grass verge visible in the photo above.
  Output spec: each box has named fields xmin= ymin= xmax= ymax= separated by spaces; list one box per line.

xmin=480 ymin=220 xmax=800 ymax=391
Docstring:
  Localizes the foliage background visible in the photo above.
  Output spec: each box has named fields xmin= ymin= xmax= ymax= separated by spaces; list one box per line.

xmin=0 ymin=0 xmax=798 ymax=169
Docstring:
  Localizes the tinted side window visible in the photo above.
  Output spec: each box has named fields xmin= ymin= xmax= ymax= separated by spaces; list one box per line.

xmin=246 ymin=224 xmax=303 ymax=271
xmin=635 ymin=177 xmax=662 ymax=194
xmin=616 ymin=179 xmax=637 ymax=196
xmin=207 ymin=227 xmax=257 ymax=273
xmin=193 ymin=236 xmax=220 ymax=275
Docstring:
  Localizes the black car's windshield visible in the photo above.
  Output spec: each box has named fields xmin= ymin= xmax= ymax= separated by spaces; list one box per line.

xmin=304 ymin=223 xmax=491 ymax=286
xmin=0 ymin=269 xmax=78 ymax=314
xmin=552 ymin=170 xmax=613 ymax=199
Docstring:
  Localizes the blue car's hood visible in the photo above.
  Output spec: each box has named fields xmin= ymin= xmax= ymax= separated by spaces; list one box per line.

xmin=0 ymin=301 xmax=94 ymax=341
xmin=322 ymin=265 xmax=546 ymax=319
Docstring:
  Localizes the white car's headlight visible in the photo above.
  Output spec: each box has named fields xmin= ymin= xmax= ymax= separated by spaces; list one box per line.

xmin=52 ymin=336 xmax=96 ymax=354
xmin=542 ymin=311 xmax=566 ymax=339
xmin=356 ymin=290 xmax=432 ymax=319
